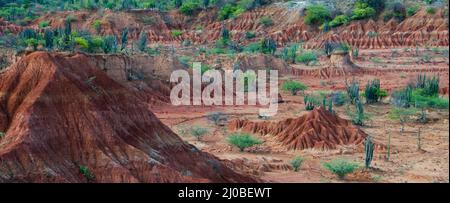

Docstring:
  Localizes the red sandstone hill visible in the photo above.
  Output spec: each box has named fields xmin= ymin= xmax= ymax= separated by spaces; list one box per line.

xmin=229 ymin=107 xmax=368 ymax=150
xmin=0 ymin=52 xmax=255 ymax=183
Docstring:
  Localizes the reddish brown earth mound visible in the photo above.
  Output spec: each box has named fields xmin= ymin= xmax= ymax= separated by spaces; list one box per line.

xmin=0 ymin=52 xmax=255 ymax=183
xmin=229 ymin=107 xmax=367 ymax=150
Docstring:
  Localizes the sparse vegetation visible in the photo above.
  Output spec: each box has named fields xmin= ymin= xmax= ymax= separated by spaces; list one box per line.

xmin=227 ymin=133 xmax=262 ymax=152
xmin=388 ymin=107 xmax=418 ymax=132
xmin=206 ymin=112 xmax=228 ymax=126
xmin=282 ymin=80 xmax=308 ymax=96
xmin=290 ymin=156 xmax=305 ymax=172
xmin=295 ymin=51 xmax=317 ymax=65
xmin=171 ymin=30 xmax=183 ymax=38
xmin=259 ymin=16 xmax=273 ymax=27
xmin=323 ymin=159 xmax=359 ymax=180
xmin=79 ymin=166 xmax=95 ymax=182
xmin=190 ymin=126 xmax=209 ymax=141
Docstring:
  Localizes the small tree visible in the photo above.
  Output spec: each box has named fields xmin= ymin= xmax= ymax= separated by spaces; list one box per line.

xmin=282 ymin=80 xmax=308 ymax=96
xmin=304 ymin=5 xmax=331 ymax=26
xmin=323 ymin=159 xmax=359 ymax=180
xmin=206 ymin=112 xmax=228 ymax=126
xmin=227 ymin=133 xmax=262 ymax=152
xmin=388 ymin=107 xmax=417 ymax=132
xmin=190 ymin=126 xmax=209 ymax=141
xmin=290 ymin=156 xmax=305 ymax=172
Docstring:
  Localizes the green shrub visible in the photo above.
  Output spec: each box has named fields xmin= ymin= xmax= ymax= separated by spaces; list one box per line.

xmin=413 ymin=90 xmax=449 ymax=109
xmin=0 ymin=132 xmax=5 ymax=139
xmin=329 ymin=15 xmax=350 ymax=27
xmin=426 ymin=7 xmax=436 ymax=15
xmin=323 ymin=159 xmax=359 ymax=179
xmin=295 ymin=51 xmax=317 ymax=65
xmin=259 ymin=16 xmax=273 ymax=27
xmin=180 ymin=2 xmax=200 ymax=15
xmin=227 ymin=133 xmax=262 ymax=152
xmin=171 ymin=30 xmax=183 ymax=38
xmin=218 ymin=4 xmax=244 ymax=20
xmin=178 ymin=56 xmax=192 ymax=67
xmin=190 ymin=126 xmax=209 ymax=141
xmin=39 ymin=21 xmax=50 ymax=28
xmin=243 ymin=42 xmax=261 ymax=53
xmin=351 ymin=2 xmax=376 ymax=20
xmin=282 ymin=80 xmax=308 ymax=95
xmin=406 ymin=5 xmax=420 ymax=17
xmin=304 ymin=5 xmax=331 ymax=26
xmin=74 ymin=37 xmax=89 ymax=50
xmin=245 ymin=31 xmax=256 ymax=39
xmin=79 ymin=166 xmax=95 ymax=182
xmin=290 ymin=156 xmax=305 ymax=172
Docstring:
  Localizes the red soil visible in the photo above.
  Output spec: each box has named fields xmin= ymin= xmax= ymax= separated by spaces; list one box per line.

xmin=229 ymin=107 xmax=368 ymax=150
xmin=0 ymin=52 xmax=255 ymax=183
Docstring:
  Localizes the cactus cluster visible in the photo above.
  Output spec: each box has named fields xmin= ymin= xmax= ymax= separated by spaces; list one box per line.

xmin=364 ymin=79 xmax=381 ymax=104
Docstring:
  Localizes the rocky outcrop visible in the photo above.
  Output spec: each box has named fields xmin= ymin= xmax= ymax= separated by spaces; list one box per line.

xmin=0 ymin=52 xmax=256 ymax=183
xmin=229 ymin=107 xmax=368 ymax=150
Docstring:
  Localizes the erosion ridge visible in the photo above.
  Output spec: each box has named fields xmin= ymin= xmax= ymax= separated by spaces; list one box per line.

xmin=229 ymin=107 xmax=368 ymax=150
xmin=26 ymin=6 xmax=448 ymax=48
xmin=0 ymin=52 xmax=256 ymax=183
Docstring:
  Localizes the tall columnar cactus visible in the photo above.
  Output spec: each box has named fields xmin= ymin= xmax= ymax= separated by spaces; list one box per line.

xmin=328 ymin=98 xmax=333 ymax=113
xmin=345 ymin=79 xmax=360 ymax=104
xmin=417 ymin=128 xmax=422 ymax=150
xmin=364 ymin=136 xmax=375 ymax=168
xmin=386 ymin=133 xmax=391 ymax=161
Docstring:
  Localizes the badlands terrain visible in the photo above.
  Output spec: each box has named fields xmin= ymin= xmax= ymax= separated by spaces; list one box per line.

xmin=0 ymin=0 xmax=449 ymax=183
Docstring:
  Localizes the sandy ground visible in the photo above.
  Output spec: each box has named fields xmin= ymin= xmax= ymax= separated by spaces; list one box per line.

xmin=153 ymin=48 xmax=449 ymax=183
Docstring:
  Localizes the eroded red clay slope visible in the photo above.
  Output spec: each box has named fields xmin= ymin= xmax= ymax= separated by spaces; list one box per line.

xmin=0 ymin=52 xmax=255 ymax=183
